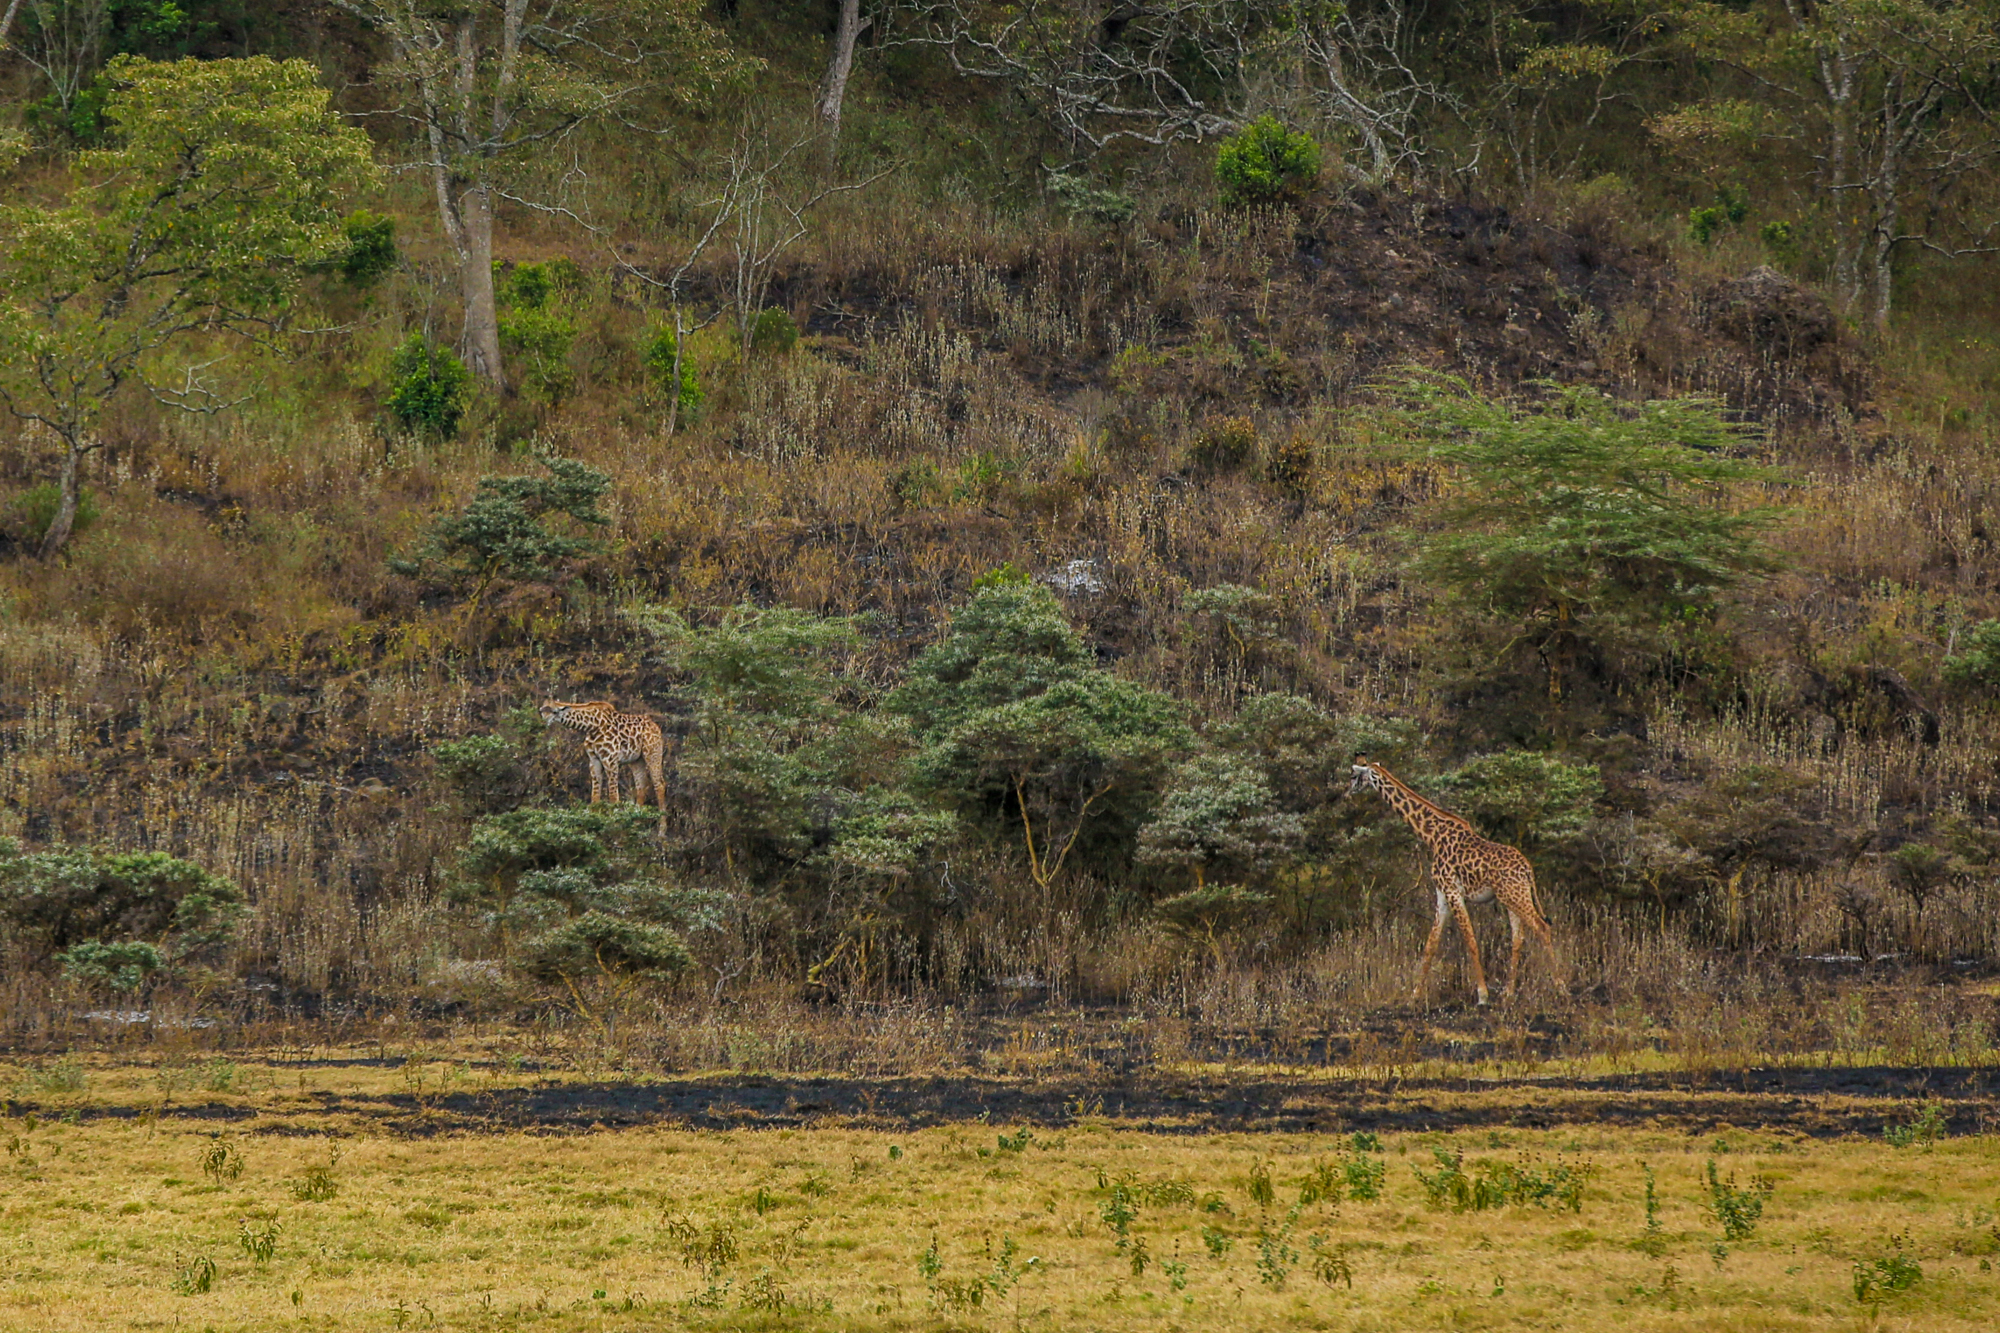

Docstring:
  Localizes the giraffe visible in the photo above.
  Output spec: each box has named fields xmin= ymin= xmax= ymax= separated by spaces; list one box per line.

xmin=1349 ymin=754 xmax=1556 ymax=1006
xmin=539 ymin=700 xmax=669 ymax=834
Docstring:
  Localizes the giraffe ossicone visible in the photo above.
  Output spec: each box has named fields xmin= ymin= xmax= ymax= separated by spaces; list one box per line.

xmin=1349 ymin=753 xmax=1557 ymax=1006
xmin=539 ymin=699 xmax=669 ymax=834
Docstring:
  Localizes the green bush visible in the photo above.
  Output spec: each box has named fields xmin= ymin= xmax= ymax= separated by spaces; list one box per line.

xmin=1944 ymin=620 xmax=2000 ymax=692
xmin=1215 ymin=116 xmax=1321 ymax=206
xmin=1047 ymin=171 xmax=1136 ymax=224
xmin=750 ymin=306 xmax=799 ymax=355
xmin=498 ymin=305 xmax=577 ymax=401
xmin=385 ymin=334 xmax=473 ymax=438
xmin=338 ymin=210 xmax=398 ymax=286
xmin=1189 ymin=416 xmax=1257 ymax=473
xmin=519 ymin=911 xmax=693 ymax=983
xmin=12 ymin=483 xmax=100 ymax=544
xmin=389 ymin=453 xmax=611 ymax=594
xmin=0 ymin=840 xmax=243 ymax=965
xmin=642 ymin=325 xmax=704 ymax=416
xmin=57 ymin=939 xmax=162 ymax=992
xmin=1435 ymin=752 xmax=1603 ymax=850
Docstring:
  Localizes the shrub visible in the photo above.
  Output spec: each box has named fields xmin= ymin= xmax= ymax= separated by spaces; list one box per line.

xmin=749 ymin=306 xmax=799 ymax=355
xmin=1759 ymin=220 xmax=1799 ymax=264
xmin=12 ymin=482 xmax=100 ymax=544
xmin=338 ymin=210 xmax=398 ymax=285
xmin=642 ymin=325 xmax=704 ymax=416
xmin=389 ymin=453 xmax=611 ymax=598
xmin=520 ymin=911 xmax=693 ymax=983
xmin=1215 ymin=116 xmax=1321 ymax=206
xmin=1435 ymin=752 xmax=1603 ymax=849
xmin=1703 ymin=1160 xmax=1773 ymax=1241
xmin=56 ymin=939 xmax=162 ymax=992
xmin=385 ymin=334 xmax=473 ymax=438
xmin=1944 ymin=620 xmax=2000 ymax=692
xmin=1137 ymin=754 xmax=1304 ymax=894
xmin=498 ymin=305 xmax=577 ymax=401
xmin=0 ymin=840 xmax=243 ymax=965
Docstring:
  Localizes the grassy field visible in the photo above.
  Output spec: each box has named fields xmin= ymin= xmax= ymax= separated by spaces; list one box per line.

xmin=4 ymin=1052 xmax=1997 ymax=1332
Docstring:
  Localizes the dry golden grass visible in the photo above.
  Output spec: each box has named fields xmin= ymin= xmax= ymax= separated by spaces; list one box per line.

xmin=2 ymin=1053 xmax=1996 ymax=1332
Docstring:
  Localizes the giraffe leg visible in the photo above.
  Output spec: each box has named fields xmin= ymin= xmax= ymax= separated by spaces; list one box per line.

xmin=1413 ymin=887 xmax=1447 ymax=1005
xmin=587 ymin=754 xmax=605 ymax=803
xmin=1449 ymin=890 xmax=1488 ymax=1006
xmin=644 ymin=744 xmax=667 ymax=835
xmin=1504 ymin=908 xmax=1526 ymax=1002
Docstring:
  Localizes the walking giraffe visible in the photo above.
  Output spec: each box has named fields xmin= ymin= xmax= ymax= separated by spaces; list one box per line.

xmin=539 ymin=700 xmax=669 ymax=834
xmin=1349 ymin=755 xmax=1557 ymax=1006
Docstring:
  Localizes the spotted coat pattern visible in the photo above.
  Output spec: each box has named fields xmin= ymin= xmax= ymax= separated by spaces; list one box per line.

xmin=539 ymin=700 xmax=668 ymax=834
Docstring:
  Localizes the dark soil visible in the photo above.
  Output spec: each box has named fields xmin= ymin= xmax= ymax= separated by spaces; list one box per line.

xmin=30 ymin=1063 xmax=1998 ymax=1140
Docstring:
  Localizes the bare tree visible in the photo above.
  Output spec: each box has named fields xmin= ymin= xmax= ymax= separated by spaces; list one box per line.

xmin=10 ymin=0 xmax=110 ymax=135
xmin=334 ymin=1 xmax=739 ymax=391
xmin=814 ymin=0 xmax=871 ymax=150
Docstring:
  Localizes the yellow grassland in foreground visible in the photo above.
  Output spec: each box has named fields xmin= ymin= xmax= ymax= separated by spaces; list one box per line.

xmin=2 ymin=1057 xmax=1997 ymax=1332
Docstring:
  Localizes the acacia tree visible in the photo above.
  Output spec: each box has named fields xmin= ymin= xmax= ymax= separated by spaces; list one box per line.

xmin=336 ymin=0 xmax=739 ymax=391
xmin=1662 ymin=0 xmax=2000 ymax=329
xmin=0 ymin=55 xmax=374 ymax=558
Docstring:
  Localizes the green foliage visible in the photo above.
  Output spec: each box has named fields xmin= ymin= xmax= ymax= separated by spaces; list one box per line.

xmin=1138 ymin=754 xmax=1303 ymax=892
xmin=11 ymin=483 xmax=100 ymax=544
xmin=172 ymin=1252 xmax=217 ymax=1295
xmin=198 ymin=1138 xmax=244 ymax=1183
xmin=642 ymin=325 xmax=704 ymax=416
xmin=1435 ymin=752 xmax=1603 ymax=849
xmin=1883 ymin=1100 xmax=1947 ymax=1150
xmin=1759 ymin=220 xmax=1799 ymax=264
xmin=338 ymin=210 xmax=398 ymax=286
xmin=239 ymin=1218 xmax=280 ymax=1264
xmin=385 ymin=335 xmax=473 ymax=438
xmin=0 ymin=55 xmax=375 ymax=552
xmin=1944 ymin=620 xmax=2000 ymax=692
xmin=1397 ymin=375 xmax=1778 ymax=686
xmin=451 ymin=803 xmax=714 ymax=976
xmin=970 ymin=562 xmax=1031 ymax=592
xmin=0 ymin=840 xmax=243 ymax=965
xmin=1215 ymin=116 xmax=1321 ymax=206
xmin=887 ymin=585 xmax=1095 ymax=737
xmin=1703 ymin=1160 xmax=1773 ymax=1241
xmin=56 ymin=939 xmax=162 ymax=992
xmin=1852 ymin=1235 xmax=1922 ymax=1302
xmin=518 ymin=911 xmax=692 ymax=982
xmin=392 ymin=454 xmax=611 ymax=592
xmin=1688 ymin=185 xmax=1749 ymax=245
xmin=1414 ymin=1148 xmax=1592 ymax=1213
xmin=749 ymin=307 xmax=799 ymax=355
xmin=495 ymin=263 xmax=581 ymax=401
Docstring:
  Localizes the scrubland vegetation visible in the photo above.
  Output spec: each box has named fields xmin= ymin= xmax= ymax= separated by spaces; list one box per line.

xmin=2 ymin=4 xmax=2000 ymax=1322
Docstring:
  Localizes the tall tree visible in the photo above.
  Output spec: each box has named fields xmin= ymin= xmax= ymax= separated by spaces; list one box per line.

xmin=0 ymin=55 xmax=374 ymax=557
xmin=814 ymin=0 xmax=868 ymax=150
xmin=335 ymin=0 xmax=739 ymax=391
xmin=1662 ymin=0 xmax=2000 ymax=329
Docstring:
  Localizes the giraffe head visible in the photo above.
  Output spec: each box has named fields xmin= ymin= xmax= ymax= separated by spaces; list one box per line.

xmin=539 ymin=699 xmax=609 ymax=727
xmin=1349 ymin=754 xmax=1385 ymax=796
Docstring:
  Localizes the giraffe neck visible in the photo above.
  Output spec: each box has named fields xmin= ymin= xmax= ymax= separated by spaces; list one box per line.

xmin=1372 ymin=766 xmax=1473 ymax=849
xmin=557 ymin=710 xmax=609 ymax=736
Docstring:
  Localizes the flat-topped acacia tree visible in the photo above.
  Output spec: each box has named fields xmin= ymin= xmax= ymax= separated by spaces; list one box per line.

xmin=0 ymin=55 xmax=374 ymax=558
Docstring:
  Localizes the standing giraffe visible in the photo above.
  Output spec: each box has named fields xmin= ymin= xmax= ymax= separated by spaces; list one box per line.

xmin=539 ymin=700 xmax=669 ymax=834
xmin=1349 ymin=755 xmax=1557 ymax=1006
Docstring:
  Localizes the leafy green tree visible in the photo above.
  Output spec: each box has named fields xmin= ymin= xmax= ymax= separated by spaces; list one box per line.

xmin=893 ymin=587 xmax=1192 ymax=891
xmin=391 ymin=454 xmax=611 ymax=613
xmin=1434 ymin=752 xmax=1603 ymax=851
xmin=1398 ymin=374 xmax=1778 ymax=702
xmin=57 ymin=938 xmax=162 ymax=992
xmin=0 ymin=840 xmax=243 ymax=970
xmin=0 ymin=55 xmax=374 ymax=557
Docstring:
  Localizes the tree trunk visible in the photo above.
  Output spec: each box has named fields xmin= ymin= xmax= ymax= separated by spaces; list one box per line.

xmin=459 ymin=180 xmax=507 ymax=392
xmin=814 ymin=0 xmax=864 ymax=150
xmin=37 ymin=434 xmax=83 ymax=560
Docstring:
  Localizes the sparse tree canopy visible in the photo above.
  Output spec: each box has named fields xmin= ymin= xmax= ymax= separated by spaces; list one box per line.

xmin=0 ymin=54 xmax=374 ymax=557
